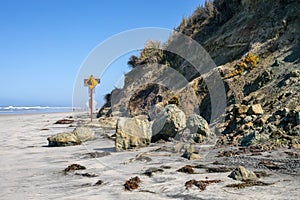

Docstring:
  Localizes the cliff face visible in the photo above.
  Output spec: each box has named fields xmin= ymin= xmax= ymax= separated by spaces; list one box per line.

xmin=98 ymin=0 xmax=300 ymax=147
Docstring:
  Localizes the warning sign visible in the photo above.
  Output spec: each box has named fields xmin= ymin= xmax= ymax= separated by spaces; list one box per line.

xmin=84 ymin=75 xmax=100 ymax=90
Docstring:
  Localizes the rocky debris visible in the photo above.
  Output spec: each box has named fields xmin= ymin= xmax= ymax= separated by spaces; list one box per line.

xmin=185 ymin=179 xmax=222 ymax=191
xmin=124 ymin=176 xmax=141 ymax=191
xmin=218 ymin=146 xmax=265 ymax=157
xmin=115 ymin=117 xmax=152 ymax=151
xmin=248 ymin=104 xmax=264 ymax=115
xmin=64 ymin=164 xmax=86 ymax=172
xmin=143 ymin=167 xmax=164 ymax=177
xmin=151 ymin=104 xmax=186 ymax=142
xmin=228 ymin=166 xmax=257 ymax=181
xmin=47 ymin=127 xmax=94 ymax=147
xmin=240 ymin=131 xmax=270 ymax=146
xmin=54 ymin=119 xmax=74 ymax=124
xmin=226 ymin=180 xmax=274 ymax=189
xmin=177 ymin=165 xmax=195 ymax=174
xmin=221 ymin=155 xmax=300 ymax=175
xmin=218 ymin=102 xmax=300 ymax=147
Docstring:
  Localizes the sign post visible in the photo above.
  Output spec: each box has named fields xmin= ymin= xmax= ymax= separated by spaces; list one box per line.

xmin=84 ymin=75 xmax=100 ymax=122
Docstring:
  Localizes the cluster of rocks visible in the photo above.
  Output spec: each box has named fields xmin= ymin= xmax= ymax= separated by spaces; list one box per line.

xmin=218 ymin=102 xmax=300 ymax=149
xmin=116 ymin=104 xmax=212 ymax=151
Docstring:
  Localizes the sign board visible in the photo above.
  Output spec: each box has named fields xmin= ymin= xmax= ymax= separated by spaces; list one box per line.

xmin=84 ymin=75 xmax=100 ymax=122
xmin=84 ymin=75 xmax=100 ymax=90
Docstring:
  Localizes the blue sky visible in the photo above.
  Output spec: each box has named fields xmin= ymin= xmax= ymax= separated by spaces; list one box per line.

xmin=0 ymin=0 xmax=203 ymax=107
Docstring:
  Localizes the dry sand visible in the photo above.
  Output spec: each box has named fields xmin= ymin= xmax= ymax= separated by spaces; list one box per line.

xmin=0 ymin=112 xmax=299 ymax=200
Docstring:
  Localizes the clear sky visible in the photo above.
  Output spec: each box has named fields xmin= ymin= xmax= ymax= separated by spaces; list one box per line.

xmin=0 ymin=0 xmax=203 ymax=107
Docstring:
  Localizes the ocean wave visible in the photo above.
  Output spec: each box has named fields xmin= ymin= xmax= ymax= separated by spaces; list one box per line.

xmin=0 ymin=106 xmax=72 ymax=110
xmin=0 ymin=106 xmax=74 ymax=114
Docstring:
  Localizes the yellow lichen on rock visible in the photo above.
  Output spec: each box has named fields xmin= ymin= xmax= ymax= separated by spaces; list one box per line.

xmin=224 ymin=53 xmax=259 ymax=79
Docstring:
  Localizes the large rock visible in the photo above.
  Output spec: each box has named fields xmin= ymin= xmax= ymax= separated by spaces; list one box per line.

xmin=73 ymin=127 xmax=95 ymax=142
xmin=228 ymin=166 xmax=257 ymax=181
xmin=186 ymin=114 xmax=210 ymax=136
xmin=47 ymin=127 xmax=94 ymax=147
xmin=151 ymin=104 xmax=186 ymax=142
xmin=47 ymin=132 xmax=81 ymax=147
xmin=115 ymin=116 xmax=152 ymax=151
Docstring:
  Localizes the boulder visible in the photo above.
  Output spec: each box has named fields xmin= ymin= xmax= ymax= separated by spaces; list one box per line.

xmin=115 ymin=117 xmax=152 ymax=151
xmin=47 ymin=127 xmax=94 ymax=147
xmin=186 ymin=114 xmax=210 ymax=136
xmin=47 ymin=132 xmax=81 ymax=147
xmin=228 ymin=166 xmax=257 ymax=181
xmin=151 ymin=104 xmax=186 ymax=142
xmin=73 ymin=127 xmax=94 ymax=142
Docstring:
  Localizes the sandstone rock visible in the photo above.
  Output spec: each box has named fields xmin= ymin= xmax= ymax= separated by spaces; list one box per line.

xmin=151 ymin=104 xmax=186 ymax=142
xmin=98 ymin=117 xmax=118 ymax=129
xmin=72 ymin=127 xmax=94 ymax=142
xmin=115 ymin=117 xmax=152 ymax=151
xmin=47 ymin=132 xmax=81 ymax=147
xmin=248 ymin=104 xmax=264 ymax=115
xmin=228 ymin=166 xmax=257 ymax=181
xmin=186 ymin=114 xmax=210 ymax=136
xmin=47 ymin=127 xmax=94 ymax=147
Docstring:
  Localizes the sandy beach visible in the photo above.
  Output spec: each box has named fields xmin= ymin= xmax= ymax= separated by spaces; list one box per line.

xmin=0 ymin=112 xmax=298 ymax=200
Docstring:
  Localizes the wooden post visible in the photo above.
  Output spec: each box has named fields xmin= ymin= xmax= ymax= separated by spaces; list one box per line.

xmin=90 ymin=88 xmax=93 ymax=122
xmin=84 ymin=75 xmax=100 ymax=122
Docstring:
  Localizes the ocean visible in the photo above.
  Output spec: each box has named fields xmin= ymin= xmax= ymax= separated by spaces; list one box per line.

xmin=0 ymin=106 xmax=73 ymax=115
